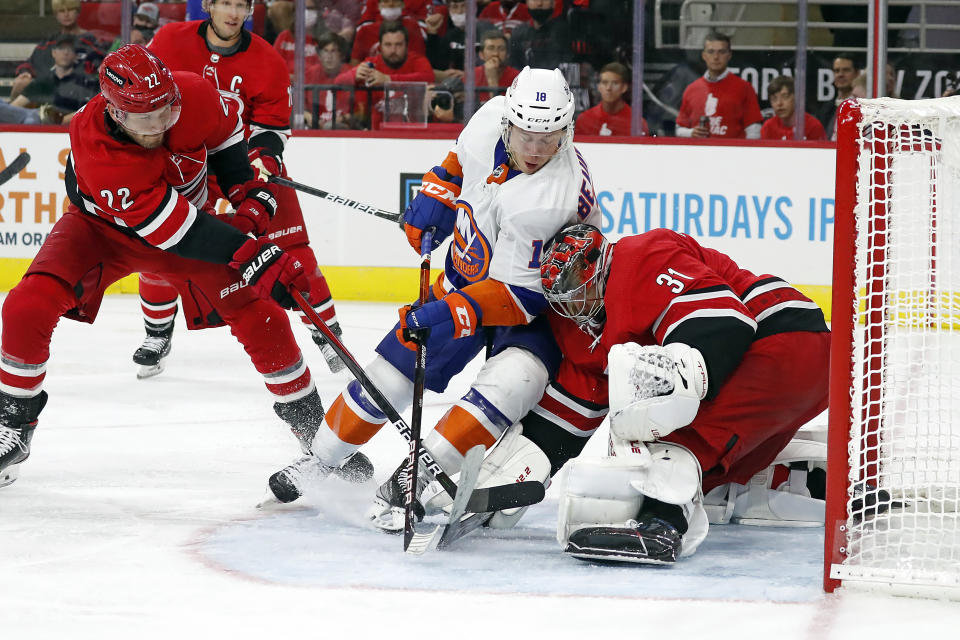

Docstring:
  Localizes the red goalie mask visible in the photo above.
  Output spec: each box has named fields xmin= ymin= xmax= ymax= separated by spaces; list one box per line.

xmin=540 ymin=224 xmax=611 ymax=332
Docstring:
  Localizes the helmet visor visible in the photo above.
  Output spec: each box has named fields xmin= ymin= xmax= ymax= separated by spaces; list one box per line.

xmin=114 ymin=99 xmax=181 ymax=135
xmin=507 ymin=126 xmax=566 ymax=158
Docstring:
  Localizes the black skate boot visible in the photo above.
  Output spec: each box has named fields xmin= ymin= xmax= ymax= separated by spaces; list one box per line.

xmin=367 ymin=457 xmax=430 ymax=533
xmin=133 ymin=321 xmax=173 ymax=379
xmin=310 ymin=321 xmax=346 ymax=374
xmin=565 ymin=499 xmax=686 ymax=564
xmin=260 ymin=452 xmax=375 ymax=506
xmin=274 ymin=388 xmax=373 ymax=484
xmin=0 ymin=391 xmax=48 ymax=488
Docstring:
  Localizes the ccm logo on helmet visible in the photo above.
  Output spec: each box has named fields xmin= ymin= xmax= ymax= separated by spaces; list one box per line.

xmin=104 ymin=67 xmax=125 ymax=87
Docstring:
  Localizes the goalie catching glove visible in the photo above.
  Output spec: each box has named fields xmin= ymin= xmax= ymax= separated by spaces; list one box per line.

xmin=229 ymin=237 xmax=309 ymax=309
xmin=608 ymin=342 xmax=708 ymax=443
xmin=226 ymin=179 xmax=279 ymax=236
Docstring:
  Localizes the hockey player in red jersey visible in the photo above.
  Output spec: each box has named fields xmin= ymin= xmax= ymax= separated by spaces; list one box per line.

xmin=0 ymin=45 xmax=368 ymax=491
xmin=505 ymin=224 xmax=829 ymax=563
xmin=131 ymin=0 xmax=346 ymax=378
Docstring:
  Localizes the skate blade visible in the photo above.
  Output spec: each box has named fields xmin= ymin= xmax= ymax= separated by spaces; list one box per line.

xmin=0 ymin=463 xmax=21 ymax=489
xmin=137 ymin=362 xmax=166 ymax=379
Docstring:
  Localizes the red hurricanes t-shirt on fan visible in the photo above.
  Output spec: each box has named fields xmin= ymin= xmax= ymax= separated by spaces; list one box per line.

xmin=676 ymin=71 xmax=763 ymax=138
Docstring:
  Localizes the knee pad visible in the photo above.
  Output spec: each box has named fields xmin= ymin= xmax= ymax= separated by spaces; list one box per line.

xmin=470 ymin=347 xmax=549 ymax=426
xmin=355 ymin=356 xmax=414 ymax=417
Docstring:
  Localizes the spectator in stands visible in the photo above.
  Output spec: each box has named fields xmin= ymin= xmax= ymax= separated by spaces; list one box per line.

xmin=273 ymin=0 xmax=323 ymax=74
xmin=816 ymin=53 xmax=859 ymax=141
xmin=305 ymin=32 xmax=353 ymax=129
xmin=760 ymin=75 xmax=826 ymax=141
xmin=9 ymin=34 xmax=98 ymax=125
xmin=508 ymin=0 xmax=572 ymax=71
xmin=337 ymin=20 xmax=433 ymax=128
xmin=850 ymin=73 xmax=867 ymax=99
xmin=11 ymin=0 xmax=104 ymax=101
xmin=425 ymin=0 xmax=467 ymax=73
xmin=317 ymin=0 xmax=364 ymax=43
xmin=478 ymin=0 xmax=532 ymax=38
xmin=0 ymin=99 xmax=40 ymax=126
xmin=352 ymin=0 xmax=427 ymax=64
xmin=108 ymin=2 xmax=160 ymax=52
xmin=265 ymin=0 xmax=294 ymax=44
xmin=475 ymin=30 xmax=519 ymax=102
xmin=575 ymin=62 xmax=648 ymax=136
xmin=675 ymin=31 xmax=762 ymax=139
xmin=360 ymin=0 xmax=429 ymax=24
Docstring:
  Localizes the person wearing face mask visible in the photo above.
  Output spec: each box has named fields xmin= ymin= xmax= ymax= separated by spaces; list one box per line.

xmin=351 ymin=0 xmax=428 ymax=64
xmin=272 ymin=0 xmax=323 ymax=75
xmin=508 ymin=0 xmax=573 ymax=71
xmin=425 ymin=0 xmax=468 ymax=73
xmin=478 ymin=0 xmax=533 ymax=38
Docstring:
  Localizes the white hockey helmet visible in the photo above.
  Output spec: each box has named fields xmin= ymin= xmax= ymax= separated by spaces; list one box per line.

xmin=503 ymin=67 xmax=576 ymax=134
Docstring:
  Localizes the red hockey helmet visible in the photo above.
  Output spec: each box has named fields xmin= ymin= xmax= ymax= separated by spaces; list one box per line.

xmin=540 ymin=224 xmax=612 ymax=332
xmin=99 ymin=44 xmax=181 ymax=135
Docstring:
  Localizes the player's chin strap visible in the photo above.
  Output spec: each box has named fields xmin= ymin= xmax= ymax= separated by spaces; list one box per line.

xmin=703 ymin=423 xmax=827 ymax=527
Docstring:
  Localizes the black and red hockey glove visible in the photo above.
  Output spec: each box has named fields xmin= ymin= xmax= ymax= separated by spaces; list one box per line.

xmin=227 ymin=179 xmax=279 ymax=236
xmin=229 ymin=237 xmax=309 ymax=309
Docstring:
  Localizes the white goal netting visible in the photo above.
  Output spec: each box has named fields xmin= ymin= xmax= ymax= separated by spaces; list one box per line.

xmin=833 ymin=96 xmax=960 ymax=595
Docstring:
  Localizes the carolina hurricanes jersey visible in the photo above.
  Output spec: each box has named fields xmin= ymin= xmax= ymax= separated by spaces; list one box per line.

xmin=575 ymin=103 xmax=648 ymax=136
xmin=676 ymin=71 xmax=763 ymax=138
xmin=760 ymin=112 xmax=827 ymax=141
xmin=442 ymin=95 xmax=601 ymax=321
xmin=148 ymin=20 xmax=291 ymax=151
xmin=65 ymin=71 xmax=246 ymax=252
xmin=532 ymin=229 xmax=828 ymax=437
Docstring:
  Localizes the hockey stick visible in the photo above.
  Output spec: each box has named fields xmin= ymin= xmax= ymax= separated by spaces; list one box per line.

xmin=406 ymin=444 xmax=484 ymax=555
xmin=269 ymin=174 xmax=401 ymax=224
xmin=403 ymin=229 xmax=433 ymax=551
xmin=290 ymin=290 xmax=545 ymax=513
xmin=0 ymin=152 xmax=30 ymax=187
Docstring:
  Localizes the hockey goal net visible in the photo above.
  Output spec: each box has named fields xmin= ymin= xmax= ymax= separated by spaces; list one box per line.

xmin=825 ymin=96 xmax=960 ymax=598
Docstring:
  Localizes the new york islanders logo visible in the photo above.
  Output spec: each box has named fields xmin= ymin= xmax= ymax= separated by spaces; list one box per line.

xmin=452 ymin=201 xmax=491 ymax=283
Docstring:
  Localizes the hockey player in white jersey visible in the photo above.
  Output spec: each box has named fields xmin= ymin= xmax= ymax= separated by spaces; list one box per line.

xmin=261 ymin=67 xmax=601 ymax=527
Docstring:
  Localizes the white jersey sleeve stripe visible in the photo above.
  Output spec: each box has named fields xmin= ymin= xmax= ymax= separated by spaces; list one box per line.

xmin=652 ymin=289 xmax=744 ymax=337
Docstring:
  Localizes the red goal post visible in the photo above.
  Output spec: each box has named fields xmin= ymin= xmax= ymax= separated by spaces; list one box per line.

xmin=825 ymin=96 xmax=960 ymax=598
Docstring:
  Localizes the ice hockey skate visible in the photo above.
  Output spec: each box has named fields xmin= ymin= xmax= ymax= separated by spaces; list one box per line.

xmin=133 ymin=323 xmax=173 ymax=379
xmin=0 ymin=391 xmax=47 ymax=488
xmin=310 ymin=322 xmax=345 ymax=373
xmin=368 ymin=457 xmax=430 ymax=532
xmin=258 ymin=451 xmax=374 ymax=507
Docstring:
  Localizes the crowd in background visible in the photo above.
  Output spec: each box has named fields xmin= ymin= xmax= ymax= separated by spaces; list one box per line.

xmin=2 ymin=0 xmax=959 ymax=137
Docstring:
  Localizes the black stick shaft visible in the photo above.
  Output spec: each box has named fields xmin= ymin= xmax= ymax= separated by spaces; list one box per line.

xmin=403 ymin=229 xmax=434 ymax=549
xmin=290 ymin=290 xmax=459 ymax=497
xmin=269 ymin=174 xmax=401 ymax=223
xmin=0 ymin=152 xmax=30 ymax=187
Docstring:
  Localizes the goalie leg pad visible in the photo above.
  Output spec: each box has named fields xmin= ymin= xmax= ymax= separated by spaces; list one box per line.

xmin=421 ymin=423 xmax=551 ymax=528
xmin=608 ymin=342 xmax=708 ymax=443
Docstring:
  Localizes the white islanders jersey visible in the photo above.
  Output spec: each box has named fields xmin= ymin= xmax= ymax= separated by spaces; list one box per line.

xmin=442 ymin=96 xmax=601 ymax=319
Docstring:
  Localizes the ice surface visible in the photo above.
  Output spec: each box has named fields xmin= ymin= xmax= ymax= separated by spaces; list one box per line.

xmin=3 ymin=296 xmax=959 ymax=638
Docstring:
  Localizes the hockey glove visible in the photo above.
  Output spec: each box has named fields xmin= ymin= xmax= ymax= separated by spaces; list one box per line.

xmin=227 ymin=179 xmax=279 ymax=236
xmin=403 ymin=167 xmax=460 ymax=253
xmin=398 ymin=291 xmax=481 ymax=350
xmin=230 ymin=237 xmax=309 ymax=309
xmin=249 ymin=147 xmax=284 ymax=179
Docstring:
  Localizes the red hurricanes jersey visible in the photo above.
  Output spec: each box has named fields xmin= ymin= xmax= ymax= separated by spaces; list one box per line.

xmin=533 ymin=229 xmax=828 ymax=436
xmin=760 ymin=112 xmax=827 ymax=141
xmin=148 ymin=21 xmax=291 ymax=149
xmin=351 ymin=17 xmax=426 ymax=62
xmin=676 ymin=72 xmax=763 ymax=138
xmin=575 ymin=103 xmax=648 ymax=136
xmin=66 ymin=71 xmax=244 ymax=250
